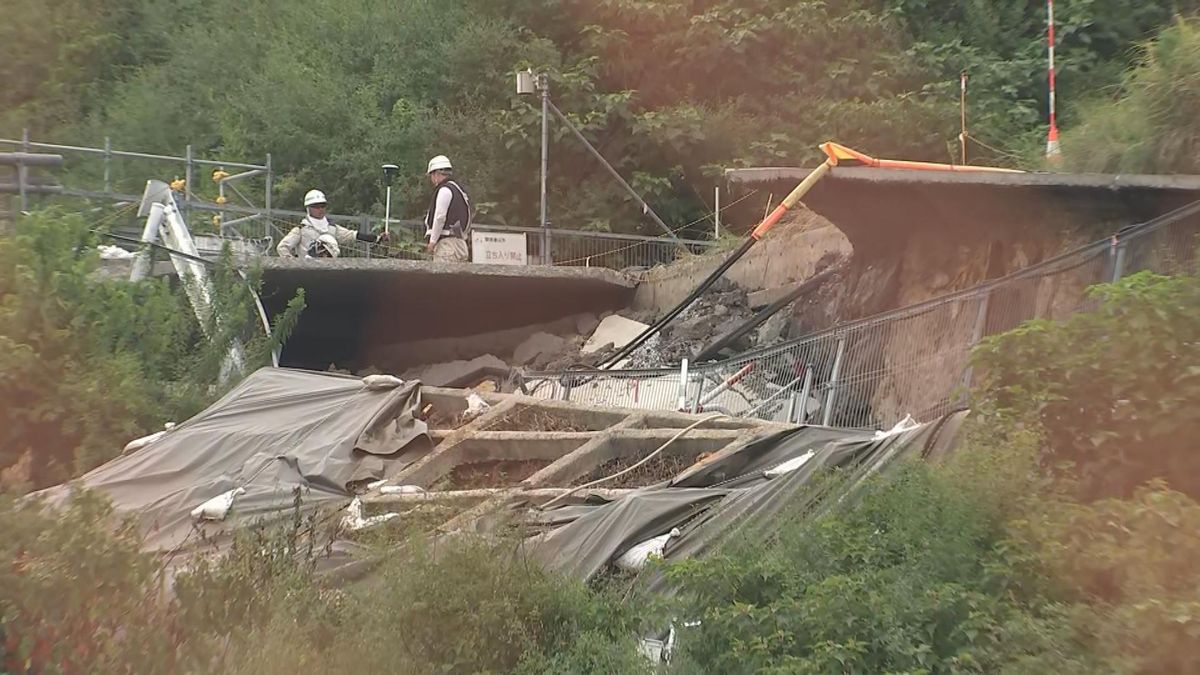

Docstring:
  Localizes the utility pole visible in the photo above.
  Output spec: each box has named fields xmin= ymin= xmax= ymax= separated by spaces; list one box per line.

xmin=382 ymin=163 xmax=399 ymax=238
xmin=1046 ymin=0 xmax=1062 ymax=161
xmin=539 ymin=72 xmax=551 ymax=264
xmin=959 ymin=71 xmax=969 ymax=165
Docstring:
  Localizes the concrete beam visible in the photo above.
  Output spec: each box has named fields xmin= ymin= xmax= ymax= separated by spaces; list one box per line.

xmin=0 ymin=152 xmax=64 ymax=167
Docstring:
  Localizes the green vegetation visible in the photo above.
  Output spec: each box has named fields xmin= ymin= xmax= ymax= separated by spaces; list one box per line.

xmin=2 ymin=489 xmax=653 ymax=674
xmin=0 ymin=211 xmax=303 ymax=489
xmin=1062 ymin=17 xmax=1200 ymax=173
xmin=4 ymin=1 xmax=1199 ymax=234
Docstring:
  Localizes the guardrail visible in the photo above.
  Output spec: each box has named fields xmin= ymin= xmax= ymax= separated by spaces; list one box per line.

xmin=520 ymin=201 xmax=1200 ymax=429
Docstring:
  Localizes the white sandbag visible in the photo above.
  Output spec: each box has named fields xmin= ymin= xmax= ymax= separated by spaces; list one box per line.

xmin=190 ymin=487 xmax=246 ymax=521
xmin=379 ymin=485 xmax=426 ymax=495
xmin=98 ymin=244 xmax=135 ymax=260
xmin=764 ymin=449 xmax=816 ymax=478
xmin=615 ymin=528 xmax=680 ymax=573
xmin=122 ymin=422 xmax=176 ymax=454
xmin=362 ymin=374 xmax=404 ymax=390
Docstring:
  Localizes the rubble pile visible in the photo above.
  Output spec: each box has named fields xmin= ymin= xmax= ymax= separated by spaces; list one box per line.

xmin=627 ymin=278 xmax=754 ymax=368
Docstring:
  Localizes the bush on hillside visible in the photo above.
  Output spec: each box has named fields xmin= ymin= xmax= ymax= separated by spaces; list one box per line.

xmin=0 ymin=210 xmax=304 ymax=487
xmin=667 ymin=438 xmax=1200 ymax=673
xmin=970 ymin=269 xmax=1200 ymax=498
xmin=0 ymin=490 xmax=180 ymax=673
xmin=0 ymin=488 xmax=652 ymax=674
xmin=1061 ymin=18 xmax=1200 ymax=174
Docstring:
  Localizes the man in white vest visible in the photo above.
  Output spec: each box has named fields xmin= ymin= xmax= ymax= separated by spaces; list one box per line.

xmin=424 ymin=155 xmax=473 ymax=263
xmin=276 ymin=189 xmax=388 ymax=258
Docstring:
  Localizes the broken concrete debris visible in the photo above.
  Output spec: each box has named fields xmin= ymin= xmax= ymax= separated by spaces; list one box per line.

xmin=624 ymin=278 xmax=756 ymax=368
xmin=512 ymin=331 xmax=568 ymax=367
xmin=581 ymin=314 xmax=651 ymax=355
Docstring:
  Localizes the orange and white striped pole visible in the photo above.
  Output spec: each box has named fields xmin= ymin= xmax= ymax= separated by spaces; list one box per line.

xmin=1046 ymin=0 xmax=1062 ymax=160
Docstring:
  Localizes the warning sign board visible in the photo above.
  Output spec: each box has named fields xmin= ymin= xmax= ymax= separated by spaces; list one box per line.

xmin=471 ymin=231 xmax=528 ymax=266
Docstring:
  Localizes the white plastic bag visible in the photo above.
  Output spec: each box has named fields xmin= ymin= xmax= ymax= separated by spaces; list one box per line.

xmin=341 ymin=496 xmax=400 ymax=531
xmin=191 ymin=487 xmax=246 ymax=521
xmin=874 ymin=414 xmax=920 ymax=439
xmin=461 ymin=393 xmax=491 ymax=422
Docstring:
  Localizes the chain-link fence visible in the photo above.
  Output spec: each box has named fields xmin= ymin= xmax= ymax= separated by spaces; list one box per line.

xmin=520 ymin=202 xmax=1200 ymax=429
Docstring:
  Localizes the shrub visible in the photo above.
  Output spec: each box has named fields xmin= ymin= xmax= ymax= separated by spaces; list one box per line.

xmin=0 ymin=490 xmax=180 ymax=673
xmin=970 ymin=269 xmax=1200 ymax=498
xmin=0 ymin=209 xmax=303 ymax=487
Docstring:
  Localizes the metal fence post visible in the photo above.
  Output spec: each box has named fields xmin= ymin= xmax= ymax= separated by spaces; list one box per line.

xmin=793 ymin=367 xmax=813 ymax=424
xmin=264 ymin=153 xmax=273 ymax=239
xmin=677 ymin=358 xmax=689 ymax=411
xmin=1110 ymin=237 xmax=1127 ymax=282
xmin=362 ymin=214 xmax=371 ymax=259
xmin=960 ymin=290 xmax=991 ymax=394
xmin=18 ymin=128 xmax=29 ymax=212
xmin=822 ymin=338 xmax=845 ymax=426
xmin=184 ymin=144 xmax=194 ymax=225
xmin=690 ymin=373 xmax=709 ymax=413
xmin=103 ymin=137 xmax=112 ymax=193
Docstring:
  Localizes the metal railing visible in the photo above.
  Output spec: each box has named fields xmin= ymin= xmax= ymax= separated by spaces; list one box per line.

xmin=520 ymin=202 xmax=1200 ymax=429
xmin=1 ymin=133 xmax=719 ymax=269
xmin=471 ymin=224 xmax=716 ymax=268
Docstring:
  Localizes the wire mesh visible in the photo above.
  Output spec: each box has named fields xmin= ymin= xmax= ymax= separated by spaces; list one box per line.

xmin=523 ymin=206 xmax=1200 ymax=429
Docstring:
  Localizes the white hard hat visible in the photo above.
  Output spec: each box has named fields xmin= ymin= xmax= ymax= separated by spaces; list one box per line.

xmin=304 ymin=189 xmax=328 ymax=207
xmin=426 ymin=155 xmax=453 ymax=174
xmin=310 ymin=233 xmax=340 ymax=258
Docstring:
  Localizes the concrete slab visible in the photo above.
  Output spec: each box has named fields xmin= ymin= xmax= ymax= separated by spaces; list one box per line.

xmin=513 ymin=332 xmax=567 ymax=367
xmin=581 ymin=315 xmax=650 ymax=354
xmin=259 ymin=258 xmax=635 ymax=371
xmin=748 ymin=283 xmax=805 ymax=309
xmin=724 ymin=166 xmax=1200 ymax=258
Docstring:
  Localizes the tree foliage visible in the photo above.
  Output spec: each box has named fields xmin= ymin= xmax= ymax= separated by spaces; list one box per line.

xmin=3 ymin=0 xmax=1197 ymax=235
xmin=971 ymin=268 xmax=1200 ymax=498
xmin=0 ymin=210 xmax=304 ymax=488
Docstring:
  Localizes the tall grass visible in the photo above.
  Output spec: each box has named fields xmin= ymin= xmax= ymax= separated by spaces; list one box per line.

xmin=1061 ymin=18 xmax=1200 ymax=174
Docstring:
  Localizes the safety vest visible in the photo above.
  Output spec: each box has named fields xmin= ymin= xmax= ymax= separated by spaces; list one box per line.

xmin=425 ymin=180 xmax=472 ymax=239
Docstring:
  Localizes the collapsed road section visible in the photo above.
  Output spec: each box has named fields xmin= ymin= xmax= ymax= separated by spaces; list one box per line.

xmin=259 ymin=257 xmax=635 ymax=372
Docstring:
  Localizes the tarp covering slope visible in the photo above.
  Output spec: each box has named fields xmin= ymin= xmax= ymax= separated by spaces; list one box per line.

xmin=528 ymin=411 xmax=968 ymax=585
xmin=30 ymin=368 xmax=431 ymax=555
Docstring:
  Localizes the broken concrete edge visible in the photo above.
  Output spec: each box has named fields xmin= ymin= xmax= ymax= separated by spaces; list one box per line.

xmin=724 ymin=165 xmax=1200 ymax=192
xmin=261 ymin=255 xmax=636 ymax=287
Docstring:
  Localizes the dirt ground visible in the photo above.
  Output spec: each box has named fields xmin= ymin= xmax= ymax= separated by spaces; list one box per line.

xmin=571 ymin=452 xmax=695 ymax=488
xmin=432 ymin=459 xmax=553 ymax=490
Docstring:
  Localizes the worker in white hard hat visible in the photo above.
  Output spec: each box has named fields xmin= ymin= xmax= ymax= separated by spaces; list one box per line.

xmin=276 ymin=189 xmax=388 ymax=258
xmin=423 ymin=155 xmax=473 ymax=263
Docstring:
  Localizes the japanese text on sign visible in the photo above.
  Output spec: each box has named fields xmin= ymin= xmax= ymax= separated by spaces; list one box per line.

xmin=471 ymin=231 xmax=528 ymax=266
